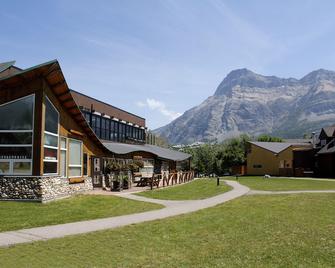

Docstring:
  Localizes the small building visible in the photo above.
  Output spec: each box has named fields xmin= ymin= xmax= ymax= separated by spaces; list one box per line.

xmin=246 ymin=141 xmax=312 ymax=176
xmin=0 ymin=60 xmax=191 ymax=202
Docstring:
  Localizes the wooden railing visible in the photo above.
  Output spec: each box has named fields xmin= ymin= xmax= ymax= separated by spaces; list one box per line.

xmin=149 ymin=171 xmax=194 ymax=190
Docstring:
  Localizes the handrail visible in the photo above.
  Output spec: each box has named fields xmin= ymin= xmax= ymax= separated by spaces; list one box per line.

xmin=148 ymin=171 xmax=194 ymax=190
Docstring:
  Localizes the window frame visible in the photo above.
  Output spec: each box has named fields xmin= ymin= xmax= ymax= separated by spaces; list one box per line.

xmin=0 ymin=94 xmax=35 ymax=176
xmin=68 ymin=138 xmax=83 ymax=178
xmin=43 ymin=96 xmax=60 ymax=176
xmin=60 ymin=137 xmax=67 ymax=178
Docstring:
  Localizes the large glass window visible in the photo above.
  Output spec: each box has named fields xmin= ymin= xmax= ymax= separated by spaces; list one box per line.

xmin=0 ymin=161 xmax=10 ymax=174
xmin=136 ymin=128 xmax=140 ymax=140
xmin=0 ymin=95 xmax=34 ymax=131
xmin=43 ymin=96 xmax=59 ymax=175
xmin=0 ymin=132 xmax=32 ymax=145
xmin=83 ymin=111 xmax=91 ymax=124
xmin=91 ymin=114 xmax=101 ymax=138
xmin=101 ymin=117 xmax=110 ymax=140
xmin=139 ymin=129 xmax=144 ymax=141
xmin=110 ymin=121 xmax=115 ymax=141
xmin=69 ymin=139 xmax=82 ymax=177
xmin=45 ymin=97 xmax=59 ymax=134
xmin=121 ymin=123 xmax=126 ymax=142
xmin=80 ymin=109 xmax=145 ymax=144
xmin=0 ymin=95 xmax=34 ymax=175
xmin=132 ymin=126 xmax=136 ymax=140
xmin=112 ymin=121 xmax=120 ymax=141
xmin=126 ymin=125 xmax=130 ymax=139
xmin=106 ymin=119 xmax=110 ymax=140
xmin=100 ymin=118 xmax=105 ymax=139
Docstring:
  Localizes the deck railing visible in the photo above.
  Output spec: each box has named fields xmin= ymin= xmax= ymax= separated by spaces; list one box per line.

xmin=149 ymin=171 xmax=194 ymax=190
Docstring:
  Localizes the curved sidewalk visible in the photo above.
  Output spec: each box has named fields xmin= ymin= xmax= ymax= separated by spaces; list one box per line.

xmin=248 ymin=189 xmax=335 ymax=195
xmin=0 ymin=180 xmax=249 ymax=248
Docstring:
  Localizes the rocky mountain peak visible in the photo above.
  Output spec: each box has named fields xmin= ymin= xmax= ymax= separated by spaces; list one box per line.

xmin=214 ymin=68 xmax=297 ymax=96
xmin=155 ymin=68 xmax=335 ymax=145
xmin=300 ymin=69 xmax=335 ymax=84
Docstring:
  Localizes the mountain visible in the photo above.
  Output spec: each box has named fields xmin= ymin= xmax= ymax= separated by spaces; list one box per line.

xmin=154 ymin=68 xmax=335 ymax=144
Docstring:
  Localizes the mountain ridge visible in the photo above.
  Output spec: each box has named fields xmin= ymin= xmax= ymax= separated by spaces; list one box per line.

xmin=154 ymin=68 xmax=335 ymax=144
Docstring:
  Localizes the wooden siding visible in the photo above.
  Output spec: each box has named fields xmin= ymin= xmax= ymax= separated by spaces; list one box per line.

xmin=43 ymin=81 xmax=106 ymax=179
xmin=0 ymin=66 xmax=22 ymax=79
xmin=247 ymin=143 xmax=312 ymax=176
xmin=0 ymin=76 xmax=107 ymax=178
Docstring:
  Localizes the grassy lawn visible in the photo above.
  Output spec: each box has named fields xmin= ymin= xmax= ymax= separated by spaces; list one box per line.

xmin=0 ymin=195 xmax=163 ymax=232
xmin=1 ymin=193 xmax=334 ymax=267
xmin=225 ymin=176 xmax=335 ymax=191
xmin=136 ymin=178 xmax=232 ymax=200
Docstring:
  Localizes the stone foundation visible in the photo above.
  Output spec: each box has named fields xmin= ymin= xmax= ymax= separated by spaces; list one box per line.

xmin=0 ymin=176 xmax=93 ymax=202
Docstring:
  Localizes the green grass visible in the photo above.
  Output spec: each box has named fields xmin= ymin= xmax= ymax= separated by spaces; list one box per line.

xmin=136 ymin=179 xmax=232 ymax=200
xmin=225 ymin=176 xmax=335 ymax=191
xmin=0 ymin=195 xmax=163 ymax=232
xmin=1 ymin=194 xmax=335 ymax=267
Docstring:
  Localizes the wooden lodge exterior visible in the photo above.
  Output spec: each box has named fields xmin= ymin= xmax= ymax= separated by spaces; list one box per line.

xmin=0 ymin=60 xmax=192 ymax=202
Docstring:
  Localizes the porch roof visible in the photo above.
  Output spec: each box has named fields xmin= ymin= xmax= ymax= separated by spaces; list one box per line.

xmin=103 ymin=142 xmax=191 ymax=161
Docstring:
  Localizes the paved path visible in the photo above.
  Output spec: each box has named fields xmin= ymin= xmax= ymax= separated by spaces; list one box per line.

xmin=0 ymin=180 xmax=249 ymax=248
xmin=248 ymin=189 xmax=335 ymax=195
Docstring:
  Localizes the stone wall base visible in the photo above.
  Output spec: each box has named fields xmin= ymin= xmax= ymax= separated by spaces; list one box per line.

xmin=0 ymin=176 xmax=93 ymax=202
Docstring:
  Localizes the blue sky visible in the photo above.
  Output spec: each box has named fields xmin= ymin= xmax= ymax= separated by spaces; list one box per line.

xmin=2 ymin=0 xmax=335 ymax=129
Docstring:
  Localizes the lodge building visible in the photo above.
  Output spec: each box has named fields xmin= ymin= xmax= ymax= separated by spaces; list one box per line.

xmin=71 ymin=90 xmax=146 ymax=144
xmin=246 ymin=141 xmax=313 ymax=176
xmin=0 ymin=60 xmax=191 ymax=202
xmin=246 ymin=130 xmax=335 ymax=178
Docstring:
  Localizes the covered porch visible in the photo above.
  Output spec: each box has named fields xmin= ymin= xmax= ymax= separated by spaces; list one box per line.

xmin=90 ymin=142 xmax=194 ymax=191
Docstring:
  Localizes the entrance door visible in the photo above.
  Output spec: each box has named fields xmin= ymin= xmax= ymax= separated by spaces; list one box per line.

xmin=91 ymin=157 xmax=102 ymax=187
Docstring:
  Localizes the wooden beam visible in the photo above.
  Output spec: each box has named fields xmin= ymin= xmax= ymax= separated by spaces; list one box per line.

xmin=56 ymin=91 xmax=70 ymax=98
xmin=44 ymin=63 xmax=60 ymax=78
xmin=69 ymin=129 xmax=85 ymax=137
xmin=61 ymin=97 xmax=74 ymax=105
xmin=48 ymin=79 xmax=66 ymax=90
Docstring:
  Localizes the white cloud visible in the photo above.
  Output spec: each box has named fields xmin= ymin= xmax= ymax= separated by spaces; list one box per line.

xmin=136 ymin=98 xmax=181 ymax=120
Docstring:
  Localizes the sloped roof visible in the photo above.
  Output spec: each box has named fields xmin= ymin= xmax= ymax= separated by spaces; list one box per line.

xmin=283 ymin=139 xmax=312 ymax=144
xmin=103 ymin=142 xmax=191 ymax=161
xmin=0 ymin=60 xmax=110 ymax=154
xmin=321 ymin=126 xmax=335 ymax=138
xmin=250 ymin=141 xmax=312 ymax=154
xmin=317 ymin=139 xmax=335 ymax=155
xmin=0 ymin=61 xmax=16 ymax=73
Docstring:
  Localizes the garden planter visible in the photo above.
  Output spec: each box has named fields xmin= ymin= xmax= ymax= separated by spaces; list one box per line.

xmin=112 ymin=180 xmax=122 ymax=191
xmin=123 ymin=179 xmax=129 ymax=189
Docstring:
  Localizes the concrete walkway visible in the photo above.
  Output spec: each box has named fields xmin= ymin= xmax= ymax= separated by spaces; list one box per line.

xmin=248 ymin=189 xmax=335 ymax=195
xmin=0 ymin=180 xmax=249 ymax=248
